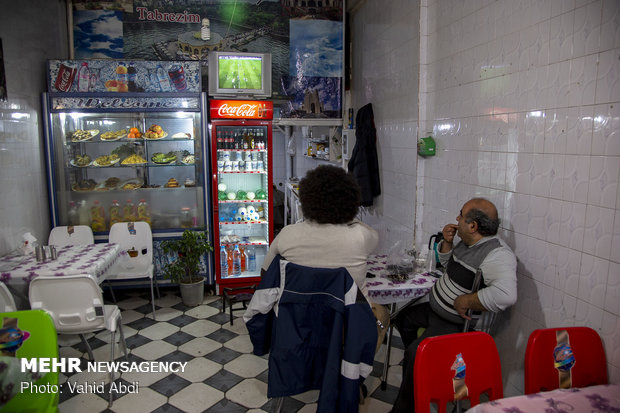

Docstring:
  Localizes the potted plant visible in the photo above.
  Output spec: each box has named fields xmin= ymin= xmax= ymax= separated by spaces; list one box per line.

xmin=161 ymin=229 xmax=213 ymax=306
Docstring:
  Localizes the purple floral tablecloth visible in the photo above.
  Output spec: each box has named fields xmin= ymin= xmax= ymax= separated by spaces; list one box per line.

xmin=0 ymin=243 xmax=120 ymax=285
xmin=366 ymin=254 xmax=438 ymax=305
xmin=467 ymin=383 xmax=620 ymax=413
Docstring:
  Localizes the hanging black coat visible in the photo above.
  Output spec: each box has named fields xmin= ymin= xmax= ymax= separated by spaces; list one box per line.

xmin=348 ymin=103 xmax=381 ymax=206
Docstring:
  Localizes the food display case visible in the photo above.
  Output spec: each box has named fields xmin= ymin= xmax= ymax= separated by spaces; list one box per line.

xmin=209 ymin=99 xmax=274 ymax=290
xmin=43 ymin=59 xmax=212 ymax=281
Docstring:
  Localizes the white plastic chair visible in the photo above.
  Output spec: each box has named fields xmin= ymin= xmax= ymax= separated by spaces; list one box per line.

xmin=29 ymin=274 xmax=128 ymax=408
xmin=0 ymin=282 xmax=17 ymax=312
xmin=107 ymin=222 xmax=159 ymax=319
xmin=48 ymin=225 xmax=94 ymax=246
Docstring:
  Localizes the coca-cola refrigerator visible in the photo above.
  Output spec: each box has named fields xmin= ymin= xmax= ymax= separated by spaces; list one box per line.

xmin=210 ymin=99 xmax=274 ymax=290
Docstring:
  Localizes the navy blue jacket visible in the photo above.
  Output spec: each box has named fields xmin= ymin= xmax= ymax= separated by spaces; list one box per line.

xmin=244 ymin=255 xmax=377 ymax=412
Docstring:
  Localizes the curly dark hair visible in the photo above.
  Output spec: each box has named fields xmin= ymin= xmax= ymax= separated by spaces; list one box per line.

xmin=298 ymin=165 xmax=361 ymax=224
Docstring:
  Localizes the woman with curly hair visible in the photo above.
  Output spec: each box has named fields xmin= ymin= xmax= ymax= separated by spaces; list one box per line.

xmin=261 ymin=165 xmax=379 ymax=298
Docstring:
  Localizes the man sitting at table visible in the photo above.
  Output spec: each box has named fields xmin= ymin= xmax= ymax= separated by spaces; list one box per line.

xmin=391 ymin=197 xmax=517 ymax=413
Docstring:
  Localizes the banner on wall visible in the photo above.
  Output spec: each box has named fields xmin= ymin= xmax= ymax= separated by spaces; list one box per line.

xmin=72 ymin=0 xmax=344 ymax=119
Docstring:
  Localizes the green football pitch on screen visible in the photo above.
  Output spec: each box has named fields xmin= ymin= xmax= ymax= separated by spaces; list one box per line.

xmin=218 ymin=58 xmax=262 ymax=90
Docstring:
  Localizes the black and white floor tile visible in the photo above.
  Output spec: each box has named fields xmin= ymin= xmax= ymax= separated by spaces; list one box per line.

xmin=57 ymin=288 xmax=406 ymax=413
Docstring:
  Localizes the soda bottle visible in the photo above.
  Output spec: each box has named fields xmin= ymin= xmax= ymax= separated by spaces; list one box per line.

xmin=127 ymin=65 xmax=138 ymax=91
xmin=247 ymin=247 xmax=256 ymax=272
xmin=123 ymin=200 xmax=137 ymax=222
xmin=109 ymin=200 xmax=122 ymax=228
xmin=240 ymin=246 xmax=246 ymax=272
xmin=217 ymin=129 xmax=223 ymax=149
xmin=137 ymin=199 xmax=151 ymax=226
xmin=77 ymin=200 xmax=90 ymax=226
xmin=67 ymin=201 xmax=78 ymax=226
xmin=232 ymin=245 xmax=241 ymax=276
xmin=156 ymin=65 xmax=171 ymax=92
xmin=90 ymin=200 xmax=106 ymax=232
xmin=220 ymin=245 xmax=228 ymax=276
xmin=77 ymin=62 xmax=90 ymax=92
xmin=116 ymin=63 xmax=128 ymax=92
xmin=226 ymin=246 xmax=233 ymax=275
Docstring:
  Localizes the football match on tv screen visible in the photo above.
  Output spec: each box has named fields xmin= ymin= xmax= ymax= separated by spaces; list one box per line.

xmin=218 ymin=56 xmax=262 ymax=90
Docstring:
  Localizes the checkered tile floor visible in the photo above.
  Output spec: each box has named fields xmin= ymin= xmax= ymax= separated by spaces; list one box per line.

xmin=57 ymin=288 xmax=406 ymax=413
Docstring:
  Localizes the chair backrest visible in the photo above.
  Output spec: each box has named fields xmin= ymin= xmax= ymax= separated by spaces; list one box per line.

xmin=48 ymin=225 xmax=94 ymax=246
xmin=245 ymin=256 xmax=377 ymax=411
xmin=0 ymin=309 xmax=59 ymax=412
xmin=29 ymin=274 xmax=107 ymax=334
xmin=108 ymin=222 xmax=153 ymax=270
xmin=0 ymin=282 xmax=17 ymax=312
xmin=524 ymin=327 xmax=608 ymax=394
xmin=414 ymin=332 xmax=503 ymax=413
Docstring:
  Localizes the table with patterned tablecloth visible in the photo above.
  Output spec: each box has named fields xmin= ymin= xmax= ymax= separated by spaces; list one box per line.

xmin=366 ymin=254 xmax=438 ymax=305
xmin=365 ymin=254 xmax=440 ymax=389
xmin=468 ymin=383 xmax=620 ymax=413
xmin=0 ymin=243 xmax=121 ymax=308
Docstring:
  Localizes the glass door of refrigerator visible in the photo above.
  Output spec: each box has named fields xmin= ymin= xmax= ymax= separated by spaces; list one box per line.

xmin=49 ymin=110 xmax=204 ymax=232
xmin=216 ymin=124 xmax=269 ymax=280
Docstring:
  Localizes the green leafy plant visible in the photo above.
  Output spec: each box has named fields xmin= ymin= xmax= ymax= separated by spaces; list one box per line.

xmin=161 ymin=230 xmax=213 ymax=284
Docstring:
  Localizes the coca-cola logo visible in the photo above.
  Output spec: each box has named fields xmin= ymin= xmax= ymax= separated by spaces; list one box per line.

xmin=217 ymin=103 xmax=258 ymax=118
xmin=59 ymin=70 xmax=71 ymax=88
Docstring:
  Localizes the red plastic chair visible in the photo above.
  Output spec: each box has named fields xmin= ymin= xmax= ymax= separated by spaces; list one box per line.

xmin=414 ymin=331 xmax=503 ymax=413
xmin=524 ymin=326 xmax=608 ymax=394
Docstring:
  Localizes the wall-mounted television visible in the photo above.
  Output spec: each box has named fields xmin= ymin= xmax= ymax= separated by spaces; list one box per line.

xmin=208 ymin=51 xmax=272 ymax=98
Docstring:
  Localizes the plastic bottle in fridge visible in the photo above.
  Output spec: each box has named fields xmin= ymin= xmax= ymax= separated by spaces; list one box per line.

xmin=77 ymin=200 xmax=90 ymax=226
xmin=123 ymin=200 xmax=137 ymax=222
xmin=67 ymin=201 xmax=78 ymax=226
xmin=137 ymin=199 xmax=151 ymax=226
xmin=220 ymin=245 xmax=228 ymax=276
xmin=232 ymin=245 xmax=241 ymax=276
xmin=246 ymin=247 xmax=256 ymax=271
xmin=226 ymin=246 xmax=233 ymax=275
xmin=191 ymin=204 xmax=198 ymax=227
xmin=240 ymin=246 xmax=246 ymax=272
xmin=109 ymin=200 xmax=122 ymax=228
xmin=77 ymin=62 xmax=90 ymax=92
xmin=90 ymin=200 xmax=106 ymax=232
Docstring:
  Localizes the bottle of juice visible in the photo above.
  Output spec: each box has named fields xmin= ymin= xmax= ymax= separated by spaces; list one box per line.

xmin=90 ymin=200 xmax=106 ymax=232
xmin=109 ymin=200 xmax=122 ymax=228
xmin=137 ymin=199 xmax=151 ymax=226
xmin=240 ymin=246 xmax=246 ymax=273
xmin=226 ymin=246 xmax=233 ymax=276
xmin=123 ymin=200 xmax=137 ymax=222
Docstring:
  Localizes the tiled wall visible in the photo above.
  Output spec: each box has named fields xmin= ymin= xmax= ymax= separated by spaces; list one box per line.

xmin=350 ymin=0 xmax=421 ymax=252
xmin=0 ymin=0 xmax=68 ymax=255
xmin=352 ymin=0 xmax=620 ymax=396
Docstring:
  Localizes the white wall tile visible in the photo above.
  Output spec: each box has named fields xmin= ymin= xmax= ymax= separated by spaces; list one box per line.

xmin=582 ymin=205 xmax=615 ymax=259
xmin=600 ymin=0 xmax=620 ymax=51
xmin=587 ymin=156 xmax=620 ymax=208
xmin=592 ymin=103 xmax=620 ymax=156
xmin=595 ymin=49 xmax=620 ymax=104
xmin=562 ymin=155 xmax=591 ymax=203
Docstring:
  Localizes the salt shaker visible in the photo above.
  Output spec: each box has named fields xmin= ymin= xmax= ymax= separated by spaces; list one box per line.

xmin=49 ymin=245 xmax=58 ymax=260
xmin=35 ymin=245 xmax=46 ymax=262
